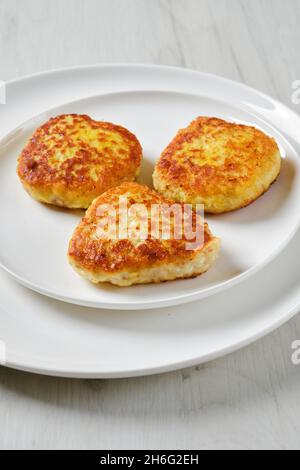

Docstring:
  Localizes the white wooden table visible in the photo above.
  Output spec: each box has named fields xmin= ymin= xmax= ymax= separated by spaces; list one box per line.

xmin=1 ymin=0 xmax=300 ymax=450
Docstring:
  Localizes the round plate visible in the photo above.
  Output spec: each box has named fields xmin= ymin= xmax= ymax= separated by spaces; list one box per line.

xmin=1 ymin=223 xmax=300 ymax=379
xmin=1 ymin=65 xmax=300 ymax=311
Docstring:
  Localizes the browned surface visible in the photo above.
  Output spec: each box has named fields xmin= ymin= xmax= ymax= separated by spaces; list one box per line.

xmin=153 ymin=117 xmax=281 ymax=213
xmin=17 ymin=114 xmax=142 ymax=208
xmin=68 ymin=182 xmax=216 ymax=274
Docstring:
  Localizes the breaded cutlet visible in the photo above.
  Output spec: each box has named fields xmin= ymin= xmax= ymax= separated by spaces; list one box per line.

xmin=68 ymin=182 xmax=220 ymax=286
xmin=17 ymin=114 xmax=142 ymax=209
xmin=153 ymin=117 xmax=281 ymax=214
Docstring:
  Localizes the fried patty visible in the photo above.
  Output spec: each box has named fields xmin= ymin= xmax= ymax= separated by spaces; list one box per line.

xmin=17 ymin=114 xmax=142 ymax=209
xmin=68 ymin=182 xmax=220 ymax=287
xmin=153 ymin=117 xmax=282 ymax=214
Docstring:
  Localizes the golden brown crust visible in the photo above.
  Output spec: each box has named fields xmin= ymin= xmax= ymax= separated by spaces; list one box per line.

xmin=153 ymin=117 xmax=281 ymax=214
xmin=17 ymin=114 xmax=142 ymax=208
xmin=68 ymin=182 xmax=217 ymax=276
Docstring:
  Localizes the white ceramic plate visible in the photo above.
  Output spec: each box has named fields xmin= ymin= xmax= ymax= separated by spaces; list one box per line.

xmin=0 ymin=65 xmax=300 ymax=310
xmin=0 ymin=64 xmax=300 ymax=378
xmin=1 ymin=223 xmax=300 ymax=379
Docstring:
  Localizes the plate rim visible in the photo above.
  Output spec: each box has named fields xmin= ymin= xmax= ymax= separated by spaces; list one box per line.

xmin=1 ymin=64 xmax=300 ymax=309
xmin=4 ymin=291 xmax=300 ymax=379
xmin=6 ymin=61 xmax=300 ymax=120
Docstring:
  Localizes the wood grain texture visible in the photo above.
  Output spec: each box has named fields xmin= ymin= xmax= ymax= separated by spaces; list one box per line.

xmin=1 ymin=0 xmax=300 ymax=450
